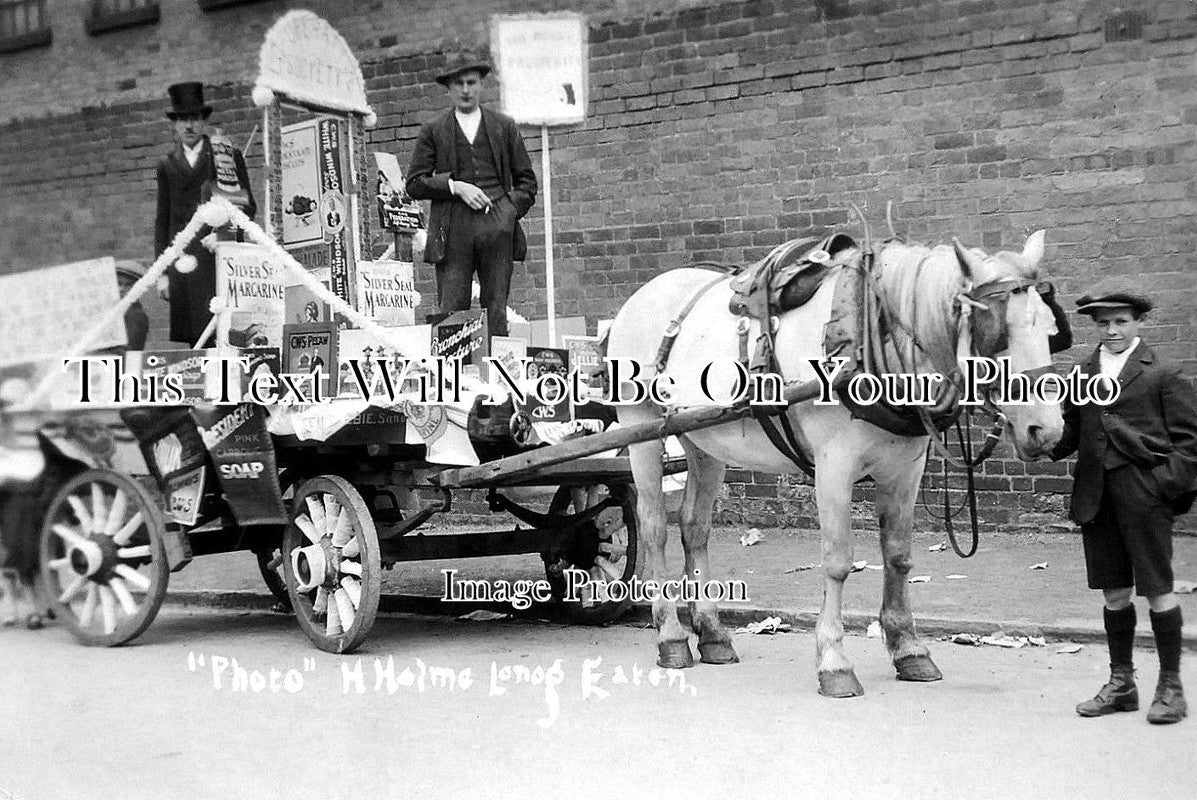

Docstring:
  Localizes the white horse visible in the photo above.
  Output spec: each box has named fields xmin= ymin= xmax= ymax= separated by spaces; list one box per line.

xmin=607 ymin=231 xmax=1064 ymax=696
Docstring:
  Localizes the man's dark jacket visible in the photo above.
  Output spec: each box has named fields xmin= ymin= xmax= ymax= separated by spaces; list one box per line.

xmin=1051 ymin=342 xmax=1197 ymax=521
xmin=154 ymin=137 xmax=255 ymax=344
xmin=405 ymin=107 xmax=537 ymax=264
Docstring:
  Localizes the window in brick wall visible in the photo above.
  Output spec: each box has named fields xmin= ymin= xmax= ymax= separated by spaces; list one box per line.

xmin=197 ymin=0 xmax=276 ymax=12
xmin=0 ymin=0 xmax=51 ymax=54
xmin=86 ymin=0 xmax=160 ymax=36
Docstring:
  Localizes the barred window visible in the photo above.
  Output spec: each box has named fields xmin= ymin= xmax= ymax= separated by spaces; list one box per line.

xmin=0 ymin=0 xmax=51 ymax=54
xmin=86 ymin=0 xmax=160 ymax=36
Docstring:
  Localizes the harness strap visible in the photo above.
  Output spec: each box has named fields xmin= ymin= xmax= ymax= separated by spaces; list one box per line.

xmin=653 ymin=272 xmax=728 ymax=375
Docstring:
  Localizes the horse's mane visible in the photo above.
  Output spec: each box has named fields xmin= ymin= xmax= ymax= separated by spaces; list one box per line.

xmin=874 ymin=240 xmax=967 ymax=374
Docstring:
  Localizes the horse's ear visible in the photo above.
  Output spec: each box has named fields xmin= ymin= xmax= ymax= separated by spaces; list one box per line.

xmin=953 ymin=238 xmax=983 ymax=280
xmin=1022 ymin=230 xmax=1046 ymax=270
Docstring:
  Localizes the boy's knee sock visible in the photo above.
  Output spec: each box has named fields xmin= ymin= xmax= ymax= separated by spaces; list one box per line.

xmin=1104 ymin=605 xmax=1137 ymax=668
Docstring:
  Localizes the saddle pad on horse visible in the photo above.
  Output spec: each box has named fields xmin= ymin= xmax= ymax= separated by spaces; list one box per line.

xmin=729 ymin=233 xmax=858 ymax=320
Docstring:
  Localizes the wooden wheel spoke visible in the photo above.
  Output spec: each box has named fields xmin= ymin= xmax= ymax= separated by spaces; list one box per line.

xmin=52 ymin=522 xmax=88 ymax=548
xmin=58 ymin=574 xmax=87 ymax=604
xmin=331 ymin=513 xmax=353 ymax=547
xmin=66 ymin=496 xmax=94 ymax=531
xmin=595 ymin=557 xmax=623 ymax=581
xmin=117 ymin=545 xmax=152 ymax=560
xmin=48 ymin=556 xmax=71 ymax=572
xmin=90 ymin=483 xmax=108 ymax=534
xmin=313 ymin=587 xmax=328 ymax=615
xmin=109 ymin=578 xmax=139 ymax=616
xmin=98 ymin=586 xmax=117 ymax=635
xmin=340 ymin=538 xmax=361 ymax=558
xmin=325 ymin=591 xmax=343 ymax=635
xmin=78 ymin=584 xmax=99 ymax=627
xmin=333 ymin=588 xmax=356 ymax=628
xmin=114 ymin=564 xmax=151 ymax=592
xmin=339 ymin=560 xmax=362 ymax=576
xmin=321 ymin=495 xmax=340 ymax=531
xmin=295 ymin=513 xmax=321 ymax=544
xmin=112 ymin=511 xmax=144 ymax=546
xmin=340 ymin=576 xmax=361 ymax=608
xmin=102 ymin=490 xmax=128 ymax=539
xmin=305 ymin=496 xmax=326 ymax=536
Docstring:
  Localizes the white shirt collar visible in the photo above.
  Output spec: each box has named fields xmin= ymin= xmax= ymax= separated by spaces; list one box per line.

xmin=455 ymin=107 xmax=482 ymax=144
xmin=1098 ymin=337 xmax=1141 ymax=379
xmin=182 ymin=139 xmax=205 ymax=168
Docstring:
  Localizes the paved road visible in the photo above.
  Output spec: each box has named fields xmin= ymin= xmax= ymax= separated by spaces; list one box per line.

xmin=2 ymin=610 xmax=1194 ymax=800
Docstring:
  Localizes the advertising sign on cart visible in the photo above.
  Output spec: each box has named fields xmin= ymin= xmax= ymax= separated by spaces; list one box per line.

xmin=216 ymin=242 xmax=286 ymax=349
xmin=280 ymin=119 xmax=323 ymax=248
xmin=356 ymin=260 xmax=417 ymax=327
xmin=0 ymin=258 xmax=125 ymax=367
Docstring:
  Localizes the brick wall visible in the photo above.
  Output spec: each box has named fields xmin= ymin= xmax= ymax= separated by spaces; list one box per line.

xmin=1 ymin=0 xmax=1195 ymax=532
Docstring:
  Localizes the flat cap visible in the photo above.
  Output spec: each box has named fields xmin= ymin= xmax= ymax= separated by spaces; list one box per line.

xmin=1075 ymin=276 xmax=1153 ymax=316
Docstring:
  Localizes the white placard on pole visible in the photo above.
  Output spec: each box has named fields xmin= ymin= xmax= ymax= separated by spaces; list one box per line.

xmin=492 ymin=13 xmax=587 ymax=345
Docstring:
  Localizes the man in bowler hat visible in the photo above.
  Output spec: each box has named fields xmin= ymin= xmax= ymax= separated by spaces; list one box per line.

xmin=405 ymin=53 xmax=538 ymax=337
xmin=1051 ymin=277 xmax=1197 ymax=724
xmin=154 ymin=81 xmax=256 ymax=345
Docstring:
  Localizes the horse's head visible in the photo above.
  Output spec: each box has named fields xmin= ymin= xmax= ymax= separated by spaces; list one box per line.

xmin=953 ymin=231 xmax=1064 ymax=459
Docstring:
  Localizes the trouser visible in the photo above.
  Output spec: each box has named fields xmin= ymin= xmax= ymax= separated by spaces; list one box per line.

xmin=436 ymin=196 xmax=517 ymax=338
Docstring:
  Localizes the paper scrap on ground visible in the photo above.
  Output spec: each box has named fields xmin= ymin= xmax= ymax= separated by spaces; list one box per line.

xmin=851 ymin=559 xmax=868 ymax=572
xmin=1055 ymin=643 xmax=1084 ymax=654
xmin=1029 ymin=562 xmax=1049 ymax=570
xmin=740 ymin=528 xmax=763 ymax=547
xmin=946 ymin=574 xmax=968 ymax=580
xmin=735 ymin=616 xmax=792 ymax=635
xmin=908 ymin=575 xmax=931 ymax=584
xmin=457 ymin=610 xmax=509 ymax=622
xmin=864 ymin=564 xmax=883 ymax=570
xmin=866 ymin=620 xmax=883 ymax=638
xmin=784 ymin=563 xmax=818 ymax=574
xmin=928 ymin=542 xmax=947 ymax=552
xmin=1174 ymin=579 xmax=1196 ymax=594
xmin=951 ymin=632 xmax=1045 ymax=649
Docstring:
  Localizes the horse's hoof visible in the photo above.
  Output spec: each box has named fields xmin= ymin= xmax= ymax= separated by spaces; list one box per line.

xmin=698 ymin=640 xmax=740 ymax=665
xmin=818 ymin=669 xmax=865 ymax=698
xmin=894 ymin=654 xmax=943 ymax=682
xmin=657 ymin=640 xmax=695 ymax=669
xmin=24 ymin=613 xmax=44 ymax=630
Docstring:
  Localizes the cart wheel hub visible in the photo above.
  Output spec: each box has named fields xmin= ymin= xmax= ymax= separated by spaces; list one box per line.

xmin=291 ymin=543 xmax=334 ymax=592
xmin=68 ymin=538 xmax=107 ymax=579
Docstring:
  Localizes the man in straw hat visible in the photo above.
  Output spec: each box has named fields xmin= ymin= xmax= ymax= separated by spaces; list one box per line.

xmin=1050 ymin=276 xmax=1197 ymax=724
xmin=405 ymin=52 xmax=538 ymax=337
xmin=154 ymin=81 xmax=256 ymax=346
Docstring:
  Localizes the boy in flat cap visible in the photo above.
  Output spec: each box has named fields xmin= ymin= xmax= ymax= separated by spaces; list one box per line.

xmin=1050 ymin=277 xmax=1197 ymax=724
xmin=405 ymin=53 xmax=538 ymax=337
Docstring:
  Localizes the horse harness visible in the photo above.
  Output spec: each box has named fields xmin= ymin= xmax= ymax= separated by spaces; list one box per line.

xmin=650 ymin=230 xmax=1068 ymax=557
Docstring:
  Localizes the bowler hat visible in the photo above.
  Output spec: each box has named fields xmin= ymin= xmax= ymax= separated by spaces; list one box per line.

xmin=166 ymin=82 xmax=212 ymax=119
xmin=1076 ymin=276 xmax=1153 ymax=316
xmin=436 ymin=52 xmax=491 ymax=86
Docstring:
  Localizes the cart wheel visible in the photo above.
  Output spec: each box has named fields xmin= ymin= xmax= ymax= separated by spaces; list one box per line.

xmin=39 ymin=469 xmax=169 ymax=646
xmin=256 ymin=547 xmax=292 ymax=612
xmin=545 ymin=483 xmax=640 ymax=625
xmin=283 ymin=476 xmax=380 ymax=653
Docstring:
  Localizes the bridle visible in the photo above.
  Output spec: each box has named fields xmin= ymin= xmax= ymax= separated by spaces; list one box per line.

xmin=854 ymin=216 xmax=1062 ymax=557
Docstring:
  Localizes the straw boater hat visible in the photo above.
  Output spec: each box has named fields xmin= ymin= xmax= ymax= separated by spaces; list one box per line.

xmin=436 ymin=52 xmax=492 ymax=86
xmin=166 ymin=82 xmax=212 ymax=119
xmin=1075 ymin=276 xmax=1153 ymax=317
